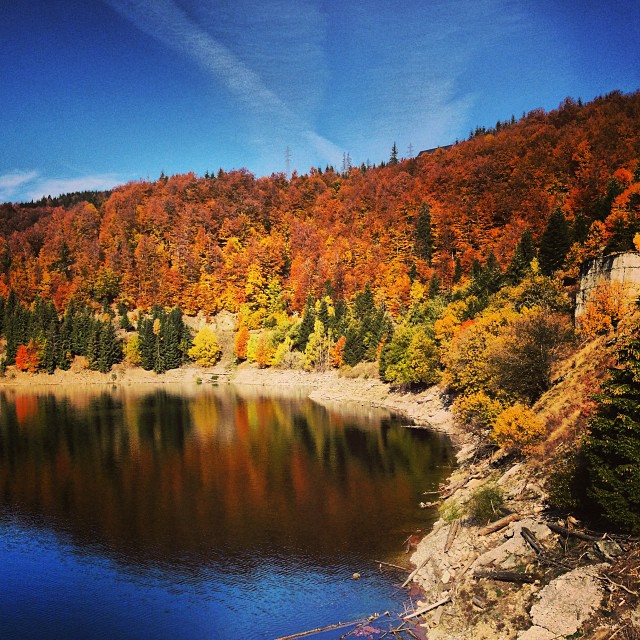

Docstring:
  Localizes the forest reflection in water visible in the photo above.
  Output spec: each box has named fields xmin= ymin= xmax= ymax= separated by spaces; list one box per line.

xmin=0 ymin=384 xmax=454 ymax=639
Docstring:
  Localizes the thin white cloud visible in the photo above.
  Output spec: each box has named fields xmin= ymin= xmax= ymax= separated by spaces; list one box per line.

xmin=103 ymin=0 xmax=343 ymax=166
xmin=26 ymin=174 xmax=122 ymax=201
xmin=0 ymin=171 xmax=122 ymax=203
xmin=0 ymin=171 xmax=40 ymax=202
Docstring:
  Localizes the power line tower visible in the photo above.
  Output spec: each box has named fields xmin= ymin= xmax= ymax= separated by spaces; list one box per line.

xmin=285 ymin=146 xmax=291 ymax=178
xmin=407 ymin=143 xmax=414 ymax=159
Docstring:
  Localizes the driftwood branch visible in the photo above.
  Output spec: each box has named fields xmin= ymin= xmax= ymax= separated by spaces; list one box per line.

xmin=473 ymin=569 xmax=539 ymax=583
xmin=596 ymin=574 xmax=639 ymax=597
xmin=374 ymin=560 xmax=410 ymax=572
xmin=276 ymin=613 xmax=388 ymax=640
xmin=403 ymin=596 xmax=451 ymax=620
xmin=402 ymin=554 xmax=431 ymax=588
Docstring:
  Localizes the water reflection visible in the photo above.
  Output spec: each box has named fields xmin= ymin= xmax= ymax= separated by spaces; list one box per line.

xmin=0 ymin=385 xmax=452 ymax=567
xmin=0 ymin=384 xmax=454 ymax=638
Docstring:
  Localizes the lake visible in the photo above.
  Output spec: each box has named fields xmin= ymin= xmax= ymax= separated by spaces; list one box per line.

xmin=0 ymin=384 xmax=454 ymax=639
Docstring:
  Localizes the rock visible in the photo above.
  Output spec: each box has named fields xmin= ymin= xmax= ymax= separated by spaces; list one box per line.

xmin=594 ymin=539 xmax=623 ymax=562
xmin=528 ymin=565 xmax=605 ymax=637
xmin=474 ymin=519 xmax=551 ymax=568
xmin=497 ymin=463 xmax=523 ymax=486
xmin=500 ymin=553 xmax=519 ymax=570
xmin=441 ymin=569 xmax=451 ymax=584
xmin=517 ymin=626 xmax=557 ymax=640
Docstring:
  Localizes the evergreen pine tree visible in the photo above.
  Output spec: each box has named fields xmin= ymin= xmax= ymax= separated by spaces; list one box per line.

xmin=506 ymin=228 xmax=537 ymax=284
xmin=428 ymin=273 xmax=440 ymax=298
xmin=117 ymin=302 xmax=132 ymax=330
xmin=539 ymin=209 xmax=571 ymax=275
xmin=317 ymin=297 xmax=330 ymax=329
xmin=572 ymin=212 xmax=590 ymax=245
xmin=453 ymin=257 xmax=463 ymax=284
xmin=43 ymin=319 xmax=60 ymax=374
xmin=162 ymin=308 xmax=185 ymax=370
xmin=58 ymin=308 xmax=73 ymax=369
xmin=415 ymin=203 xmax=434 ymax=265
xmin=582 ymin=323 xmax=640 ymax=533
xmin=138 ymin=317 xmax=155 ymax=371
xmin=296 ymin=293 xmax=316 ymax=351
xmin=389 ymin=142 xmax=399 ymax=166
xmin=97 ymin=322 xmax=122 ymax=373
xmin=86 ymin=320 xmax=101 ymax=368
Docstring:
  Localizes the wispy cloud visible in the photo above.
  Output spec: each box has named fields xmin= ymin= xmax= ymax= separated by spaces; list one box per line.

xmin=0 ymin=171 xmax=39 ymax=202
xmin=0 ymin=171 xmax=122 ymax=203
xmin=26 ymin=174 xmax=122 ymax=201
xmin=102 ymin=0 xmax=343 ymax=166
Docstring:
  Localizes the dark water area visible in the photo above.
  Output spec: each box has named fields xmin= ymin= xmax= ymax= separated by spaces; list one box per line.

xmin=0 ymin=384 xmax=454 ymax=639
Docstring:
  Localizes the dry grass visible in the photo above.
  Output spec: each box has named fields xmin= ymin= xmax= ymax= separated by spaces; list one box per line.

xmin=533 ymin=336 xmax=615 ymax=458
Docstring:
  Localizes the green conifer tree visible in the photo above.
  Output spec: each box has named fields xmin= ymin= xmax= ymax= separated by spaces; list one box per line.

xmin=296 ymin=293 xmax=316 ymax=351
xmin=453 ymin=257 xmax=463 ymax=284
xmin=415 ymin=203 xmax=434 ymax=265
xmin=43 ymin=319 xmax=60 ymax=374
xmin=506 ymin=228 xmax=537 ymax=284
xmin=539 ymin=209 xmax=571 ymax=275
xmin=389 ymin=142 xmax=399 ymax=166
xmin=97 ymin=321 xmax=123 ymax=373
xmin=582 ymin=323 xmax=640 ymax=533
xmin=138 ymin=317 xmax=155 ymax=371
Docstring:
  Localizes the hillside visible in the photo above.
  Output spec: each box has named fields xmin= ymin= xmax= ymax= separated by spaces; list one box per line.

xmin=0 ymin=90 xmax=638 ymax=316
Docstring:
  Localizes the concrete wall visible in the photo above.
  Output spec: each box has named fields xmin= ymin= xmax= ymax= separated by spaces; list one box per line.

xmin=575 ymin=251 xmax=640 ymax=318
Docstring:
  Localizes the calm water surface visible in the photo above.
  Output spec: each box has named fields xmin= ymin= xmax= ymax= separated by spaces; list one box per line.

xmin=0 ymin=384 xmax=454 ymax=639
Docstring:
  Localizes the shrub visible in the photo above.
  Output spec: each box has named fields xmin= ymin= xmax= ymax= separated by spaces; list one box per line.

xmin=380 ymin=325 xmax=440 ymax=385
xmin=577 ymin=280 xmax=632 ymax=338
xmin=439 ymin=499 xmax=463 ymax=523
xmin=453 ymin=392 xmax=503 ymax=434
xmin=188 ymin=327 xmax=222 ymax=366
xmin=467 ymin=484 xmax=505 ymax=524
xmin=487 ymin=310 xmax=572 ymax=404
xmin=491 ymin=404 xmax=545 ymax=455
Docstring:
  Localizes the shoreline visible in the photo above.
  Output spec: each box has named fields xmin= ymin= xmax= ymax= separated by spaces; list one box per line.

xmin=0 ymin=362 xmax=465 ymax=445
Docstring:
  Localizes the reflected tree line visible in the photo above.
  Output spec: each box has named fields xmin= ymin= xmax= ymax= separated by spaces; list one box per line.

xmin=0 ymin=388 xmax=453 ymax=567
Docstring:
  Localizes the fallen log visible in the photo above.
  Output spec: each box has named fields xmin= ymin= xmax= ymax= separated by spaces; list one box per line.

xmin=403 ymin=596 xmax=451 ymax=620
xmin=547 ymin=522 xmax=600 ymax=542
xmin=473 ymin=569 xmax=539 ymax=584
xmin=444 ymin=519 xmax=461 ymax=553
xmin=478 ymin=513 xmax=522 ymax=536
xmin=521 ymin=527 xmax=543 ymax=554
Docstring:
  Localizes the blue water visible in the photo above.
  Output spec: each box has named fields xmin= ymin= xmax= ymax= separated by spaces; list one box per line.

xmin=0 ymin=385 xmax=453 ymax=639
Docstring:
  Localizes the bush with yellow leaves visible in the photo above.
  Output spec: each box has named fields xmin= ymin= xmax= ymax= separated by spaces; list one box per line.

xmin=452 ymin=391 xmax=504 ymax=434
xmin=491 ymin=403 xmax=545 ymax=455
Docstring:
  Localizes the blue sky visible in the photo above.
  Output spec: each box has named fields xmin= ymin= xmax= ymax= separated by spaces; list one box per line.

xmin=1 ymin=0 xmax=639 ymax=203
